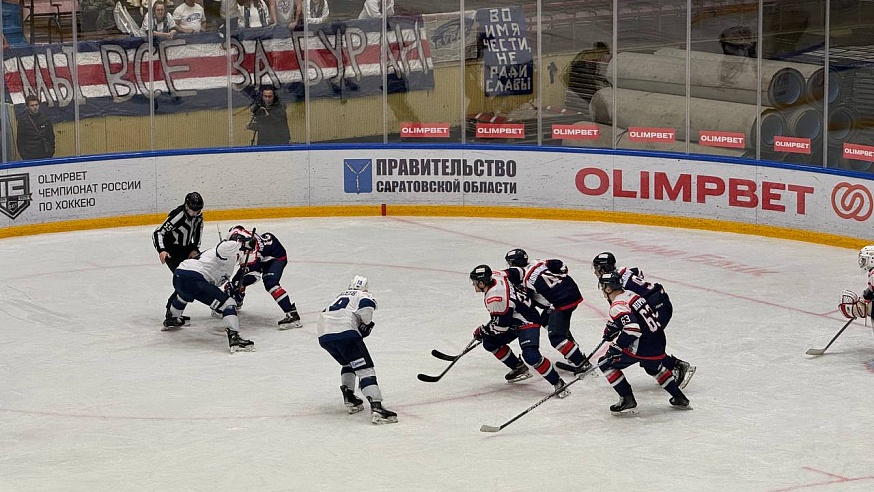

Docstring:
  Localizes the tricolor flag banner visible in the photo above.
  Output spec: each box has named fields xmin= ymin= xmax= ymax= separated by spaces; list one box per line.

xmin=2 ymin=19 xmax=434 ymax=121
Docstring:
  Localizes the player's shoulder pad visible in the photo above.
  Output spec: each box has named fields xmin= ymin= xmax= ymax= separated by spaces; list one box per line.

xmin=608 ymin=299 xmax=632 ymax=320
xmin=484 ymin=276 xmax=510 ymax=315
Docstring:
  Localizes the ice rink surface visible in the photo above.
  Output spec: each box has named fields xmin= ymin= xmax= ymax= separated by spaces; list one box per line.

xmin=1 ymin=216 xmax=873 ymax=491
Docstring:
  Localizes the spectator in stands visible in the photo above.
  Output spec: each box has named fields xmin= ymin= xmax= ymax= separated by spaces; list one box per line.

xmin=142 ymin=0 xmax=178 ymax=39
xmin=719 ymin=25 xmax=757 ymax=58
xmin=563 ymin=41 xmax=611 ymax=104
xmin=246 ymin=86 xmax=291 ymax=145
xmin=273 ymin=0 xmax=294 ymax=28
xmin=174 ymin=0 xmax=206 ymax=32
xmin=358 ymin=0 xmax=392 ymax=19
xmin=16 ymin=95 xmax=55 ymax=161
xmin=290 ymin=0 xmax=329 ymax=29
xmin=235 ymin=0 xmax=276 ymax=29
xmin=81 ymin=0 xmax=117 ymax=32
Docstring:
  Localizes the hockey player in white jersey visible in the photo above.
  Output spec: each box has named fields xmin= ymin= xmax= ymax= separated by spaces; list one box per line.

xmin=470 ymin=264 xmax=570 ymax=397
xmin=163 ymin=235 xmax=256 ymax=353
xmin=317 ymin=275 xmax=397 ymax=425
xmin=840 ymin=245 xmax=874 ymax=320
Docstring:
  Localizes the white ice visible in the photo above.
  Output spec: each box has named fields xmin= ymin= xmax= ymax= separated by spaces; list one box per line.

xmin=1 ymin=217 xmax=873 ymax=491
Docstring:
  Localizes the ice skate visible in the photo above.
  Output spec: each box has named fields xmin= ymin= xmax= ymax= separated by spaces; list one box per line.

xmin=278 ymin=306 xmax=302 ymax=330
xmin=554 ymin=379 xmax=571 ymax=399
xmin=674 ymin=360 xmax=696 ymax=389
xmin=162 ymin=316 xmax=187 ymax=331
xmin=670 ymin=395 xmax=692 ymax=410
xmin=505 ymin=361 xmax=532 ymax=383
xmin=164 ymin=308 xmax=189 ymax=323
xmin=341 ymin=385 xmax=364 ymax=414
xmin=367 ymin=397 xmax=398 ymax=425
xmin=226 ymin=328 xmax=254 ymax=353
xmin=610 ymin=394 xmax=638 ymax=415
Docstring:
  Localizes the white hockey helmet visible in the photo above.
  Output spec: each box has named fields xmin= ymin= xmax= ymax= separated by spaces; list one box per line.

xmin=859 ymin=246 xmax=874 ymax=271
xmin=349 ymin=275 xmax=369 ymax=291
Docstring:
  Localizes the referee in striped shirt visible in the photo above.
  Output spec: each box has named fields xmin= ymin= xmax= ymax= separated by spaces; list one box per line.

xmin=153 ymin=192 xmax=204 ymax=320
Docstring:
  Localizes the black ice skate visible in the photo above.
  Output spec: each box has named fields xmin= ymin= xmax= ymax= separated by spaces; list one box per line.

xmin=505 ymin=361 xmax=532 ymax=383
xmin=674 ymin=360 xmax=697 ymax=390
xmin=226 ymin=328 xmax=255 ymax=353
xmin=278 ymin=305 xmax=302 ymax=330
xmin=162 ymin=316 xmax=187 ymax=331
xmin=670 ymin=395 xmax=693 ymax=410
xmin=367 ymin=397 xmax=398 ymax=425
xmin=164 ymin=308 xmax=189 ymax=323
xmin=341 ymin=385 xmax=364 ymax=414
xmin=554 ymin=379 xmax=571 ymax=399
xmin=610 ymin=394 xmax=638 ymax=415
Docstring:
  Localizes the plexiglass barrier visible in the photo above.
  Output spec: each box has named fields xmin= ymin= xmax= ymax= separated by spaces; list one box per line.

xmin=2 ymin=0 xmax=874 ymax=170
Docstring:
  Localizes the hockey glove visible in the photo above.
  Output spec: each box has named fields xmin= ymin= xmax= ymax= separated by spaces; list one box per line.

xmin=599 ymin=343 xmax=624 ymax=364
xmin=359 ymin=321 xmax=375 ymax=338
xmin=602 ymin=320 xmax=621 ymax=341
xmin=473 ymin=325 xmax=485 ymax=340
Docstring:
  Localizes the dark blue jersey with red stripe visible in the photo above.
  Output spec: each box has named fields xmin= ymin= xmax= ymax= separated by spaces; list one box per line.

xmin=618 ymin=266 xmax=672 ymax=329
xmin=522 ymin=259 xmax=583 ymax=311
xmin=608 ymin=290 xmax=666 ymax=359
xmin=243 ymin=232 xmax=287 ymax=271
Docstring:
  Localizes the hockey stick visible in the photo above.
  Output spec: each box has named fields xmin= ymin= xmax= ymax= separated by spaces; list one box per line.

xmin=806 ymin=317 xmax=855 ymax=356
xmin=431 ymin=346 xmax=476 ymax=361
xmin=417 ymin=339 xmax=482 ymax=383
xmin=480 ymin=340 xmax=608 ymax=433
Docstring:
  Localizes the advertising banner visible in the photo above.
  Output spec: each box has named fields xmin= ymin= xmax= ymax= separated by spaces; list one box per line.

xmin=4 ymin=147 xmax=874 ymax=241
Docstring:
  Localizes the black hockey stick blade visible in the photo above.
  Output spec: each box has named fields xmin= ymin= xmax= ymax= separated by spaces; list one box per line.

xmin=431 ymin=349 xmax=459 ymax=361
xmin=417 ymin=373 xmax=443 ymax=383
xmin=806 ymin=317 xmax=854 ymax=356
xmin=418 ymin=339 xmax=482 ymax=383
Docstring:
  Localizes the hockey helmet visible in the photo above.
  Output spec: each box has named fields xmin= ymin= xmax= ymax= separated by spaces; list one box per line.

xmin=185 ymin=192 xmax=204 ymax=212
xmin=598 ymin=271 xmax=623 ymax=293
xmin=859 ymin=246 xmax=874 ymax=271
xmin=228 ymin=225 xmax=251 ymax=241
xmin=470 ymin=264 xmax=493 ymax=284
xmin=349 ymin=275 xmax=369 ymax=291
xmin=505 ymin=248 xmax=529 ymax=268
xmin=592 ymin=252 xmax=617 ymax=275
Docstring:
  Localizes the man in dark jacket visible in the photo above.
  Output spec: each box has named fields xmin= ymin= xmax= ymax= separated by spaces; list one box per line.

xmin=247 ymin=86 xmax=291 ymax=145
xmin=16 ymin=95 xmax=55 ymax=160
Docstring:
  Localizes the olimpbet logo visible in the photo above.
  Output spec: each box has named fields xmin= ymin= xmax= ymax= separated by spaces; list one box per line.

xmin=831 ymin=182 xmax=872 ymax=221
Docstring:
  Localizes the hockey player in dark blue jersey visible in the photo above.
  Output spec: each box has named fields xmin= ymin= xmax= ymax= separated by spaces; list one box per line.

xmin=504 ymin=249 xmax=591 ymax=374
xmin=226 ymin=226 xmax=302 ymax=329
xmin=596 ymin=272 xmax=691 ymax=414
xmin=470 ymin=264 xmax=570 ymax=397
xmin=592 ymin=251 xmax=695 ymax=389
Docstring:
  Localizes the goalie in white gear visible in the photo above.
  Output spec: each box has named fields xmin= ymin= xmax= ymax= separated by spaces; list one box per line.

xmin=840 ymin=246 xmax=874 ymax=320
xmin=317 ymin=275 xmax=397 ymax=424
xmin=164 ymin=237 xmax=256 ymax=353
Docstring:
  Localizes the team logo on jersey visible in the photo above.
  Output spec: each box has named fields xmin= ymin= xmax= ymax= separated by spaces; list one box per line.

xmin=344 ymin=159 xmax=373 ymax=194
xmin=0 ymin=173 xmax=32 ymax=220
